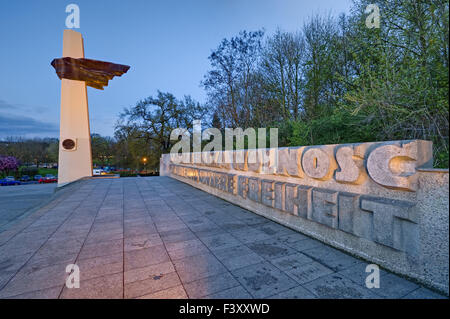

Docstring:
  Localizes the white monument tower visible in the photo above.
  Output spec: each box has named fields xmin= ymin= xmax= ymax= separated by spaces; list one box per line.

xmin=52 ymin=29 xmax=129 ymax=186
xmin=57 ymin=29 xmax=92 ymax=186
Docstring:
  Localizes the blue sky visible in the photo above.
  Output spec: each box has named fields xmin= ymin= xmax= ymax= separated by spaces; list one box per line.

xmin=0 ymin=0 xmax=352 ymax=138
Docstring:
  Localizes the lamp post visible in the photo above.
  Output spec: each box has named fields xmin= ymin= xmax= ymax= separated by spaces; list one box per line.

xmin=142 ymin=157 xmax=147 ymax=174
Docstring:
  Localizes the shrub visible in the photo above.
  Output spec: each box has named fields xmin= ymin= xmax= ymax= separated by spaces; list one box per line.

xmin=20 ymin=167 xmax=39 ymax=177
xmin=117 ymin=171 xmax=138 ymax=177
xmin=138 ymin=172 xmax=159 ymax=177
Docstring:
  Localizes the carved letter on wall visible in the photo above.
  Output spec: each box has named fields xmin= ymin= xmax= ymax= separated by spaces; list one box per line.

xmin=238 ymin=176 xmax=249 ymax=199
xmin=284 ymin=184 xmax=311 ymax=218
xmin=338 ymin=192 xmax=360 ymax=234
xmin=234 ymin=150 xmax=247 ymax=171
xmin=367 ymin=143 xmax=418 ymax=191
xmin=261 ymin=180 xmax=275 ymax=207
xmin=274 ymin=182 xmax=284 ymax=211
xmin=311 ymin=189 xmax=338 ymax=228
xmin=277 ymin=147 xmax=304 ymax=177
xmin=335 ymin=146 xmax=363 ymax=184
xmin=302 ymin=148 xmax=331 ymax=180
xmin=248 ymin=178 xmax=261 ymax=203
xmin=361 ymin=197 xmax=418 ymax=254
xmin=227 ymin=174 xmax=236 ymax=194
xmin=248 ymin=150 xmax=262 ymax=173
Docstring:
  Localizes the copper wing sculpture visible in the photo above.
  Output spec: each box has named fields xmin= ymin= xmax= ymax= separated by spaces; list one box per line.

xmin=51 ymin=57 xmax=130 ymax=90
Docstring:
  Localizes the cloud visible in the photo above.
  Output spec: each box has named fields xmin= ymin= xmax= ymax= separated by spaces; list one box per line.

xmin=0 ymin=99 xmax=50 ymax=114
xmin=0 ymin=113 xmax=59 ymax=138
xmin=0 ymin=99 xmax=59 ymax=138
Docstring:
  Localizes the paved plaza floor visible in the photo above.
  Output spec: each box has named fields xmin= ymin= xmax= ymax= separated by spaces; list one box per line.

xmin=0 ymin=183 xmax=56 ymax=232
xmin=0 ymin=177 xmax=446 ymax=299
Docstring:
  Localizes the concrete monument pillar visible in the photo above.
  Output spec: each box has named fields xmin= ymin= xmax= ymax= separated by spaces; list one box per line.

xmin=52 ymin=29 xmax=129 ymax=186
xmin=57 ymin=29 xmax=92 ymax=186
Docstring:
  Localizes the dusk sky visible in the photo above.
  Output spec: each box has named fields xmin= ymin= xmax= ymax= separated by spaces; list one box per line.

xmin=0 ymin=0 xmax=352 ymax=139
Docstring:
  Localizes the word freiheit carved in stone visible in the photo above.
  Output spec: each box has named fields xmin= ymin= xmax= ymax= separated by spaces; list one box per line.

xmin=170 ymin=164 xmax=419 ymax=255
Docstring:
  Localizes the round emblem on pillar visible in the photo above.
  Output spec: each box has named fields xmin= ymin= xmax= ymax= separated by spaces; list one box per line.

xmin=62 ymin=139 xmax=76 ymax=150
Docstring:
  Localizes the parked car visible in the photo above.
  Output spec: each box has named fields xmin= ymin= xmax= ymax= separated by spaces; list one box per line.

xmin=0 ymin=176 xmax=21 ymax=186
xmin=39 ymin=174 xmax=57 ymax=183
xmin=93 ymin=169 xmax=103 ymax=176
xmin=34 ymin=175 xmax=43 ymax=181
xmin=20 ymin=175 xmax=31 ymax=182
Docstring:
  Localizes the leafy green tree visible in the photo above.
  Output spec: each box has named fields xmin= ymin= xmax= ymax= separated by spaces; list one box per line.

xmin=203 ymin=30 xmax=264 ymax=127
xmin=91 ymin=134 xmax=115 ymax=166
xmin=115 ymin=91 xmax=207 ymax=169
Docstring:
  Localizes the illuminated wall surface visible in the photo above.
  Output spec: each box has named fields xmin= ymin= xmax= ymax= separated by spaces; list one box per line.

xmin=160 ymin=140 xmax=449 ymax=293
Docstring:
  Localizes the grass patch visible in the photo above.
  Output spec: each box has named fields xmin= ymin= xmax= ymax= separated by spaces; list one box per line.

xmin=38 ymin=168 xmax=58 ymax=176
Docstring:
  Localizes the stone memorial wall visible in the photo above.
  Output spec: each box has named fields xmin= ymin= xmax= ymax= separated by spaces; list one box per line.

xmin=160 ymin=140 xmax=449 ymax=293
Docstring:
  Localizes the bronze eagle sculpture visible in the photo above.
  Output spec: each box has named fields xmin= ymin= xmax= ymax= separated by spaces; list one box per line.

xmin=51 ymin=57 xmax=130 ymax=90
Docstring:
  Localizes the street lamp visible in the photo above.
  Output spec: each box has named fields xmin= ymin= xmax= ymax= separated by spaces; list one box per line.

xmin=142 ymin=157 xmax=147 ymax=174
